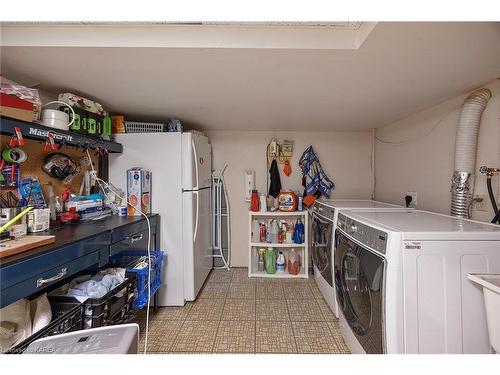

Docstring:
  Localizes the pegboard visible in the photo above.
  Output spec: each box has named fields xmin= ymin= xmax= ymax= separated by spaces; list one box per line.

xmin=0 ymin=138 xmax=99 ymax=202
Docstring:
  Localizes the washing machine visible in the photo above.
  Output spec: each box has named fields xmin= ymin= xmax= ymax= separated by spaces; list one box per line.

xmin=310 ymin=199 xmax=411 ymax=317
xmin=334 ymin=210 xmax=500 ymax=354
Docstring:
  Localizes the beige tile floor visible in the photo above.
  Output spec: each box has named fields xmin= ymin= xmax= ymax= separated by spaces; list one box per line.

xmin=131 ymin=267 xmax=350 ymax=354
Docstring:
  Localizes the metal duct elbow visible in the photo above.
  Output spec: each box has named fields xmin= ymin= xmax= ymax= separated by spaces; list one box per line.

xmin=451 ymin=88 xmax=492 ymax=218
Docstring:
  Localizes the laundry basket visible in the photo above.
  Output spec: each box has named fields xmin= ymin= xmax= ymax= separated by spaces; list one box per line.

xmin=48 ymin=273 xmax=137 ymax=330
xmin=110 ymin=250 xmax=163 ymax=309
xmin=5 ymin=300 xmax=83 ymax=354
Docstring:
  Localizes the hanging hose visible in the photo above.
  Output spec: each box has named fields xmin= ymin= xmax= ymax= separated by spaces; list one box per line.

xmin=450 ymin=88 xmax=492 ymax=218
xmin=486 ymin=177 xmax=499 ymax=222
xmin=480 ymin=166 xmax=500 ymax=224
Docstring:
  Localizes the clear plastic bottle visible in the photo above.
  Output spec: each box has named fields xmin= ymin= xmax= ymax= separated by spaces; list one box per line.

xmin=271 ymin=220 xmax=279 ymax=244
xmin=251 ymin=219 xmax=260 ymax=242
xmin=258 ymin=248 xmax=266 ymax=272
xmin=265 ymin=220 xmax=272 ymax=243
xmin=252 ymin=248 xmax=259 ymax=271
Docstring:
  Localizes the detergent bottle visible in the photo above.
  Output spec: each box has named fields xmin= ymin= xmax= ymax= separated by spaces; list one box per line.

xmin=293 ymin=219 xmax=305 ymax=244
xmin=276 ymin=251 xmax=286 ymax=273
xmin=287 ymin=249 xmax=301 ymax=275
xmin=250 ymin=190 xmax=260 ymax=211
xmin=264 ymin=248 xmax=277 ymax=274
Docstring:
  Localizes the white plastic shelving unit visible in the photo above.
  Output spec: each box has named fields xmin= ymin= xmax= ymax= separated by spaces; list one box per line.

xmin=248 ymin=211 xmax=309 ymax=278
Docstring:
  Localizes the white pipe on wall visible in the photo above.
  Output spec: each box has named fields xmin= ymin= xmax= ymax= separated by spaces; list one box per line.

xmin=451 ymin=88 xmax=492 ymax=218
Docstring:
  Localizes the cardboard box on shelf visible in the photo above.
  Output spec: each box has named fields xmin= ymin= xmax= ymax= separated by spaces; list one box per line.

xmin=0 ymin=78 xmax=42 ymax=121
xmin=0 ymin=92 xmax=35 ymax=122
xmin=111 ymin=115 xmax=126 ymax=133
xmin=127 ymin=168 xmax=151 ymax=216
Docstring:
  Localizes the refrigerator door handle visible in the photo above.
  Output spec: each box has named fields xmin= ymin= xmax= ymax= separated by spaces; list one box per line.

xmin=192 ymin=138 xmax=199 ymax=190
xmin=193 ymin=190 xmax=199 ymax=243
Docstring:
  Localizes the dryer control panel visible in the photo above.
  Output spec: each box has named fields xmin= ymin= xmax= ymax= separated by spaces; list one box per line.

xmin=312 ymin=201 xmax=335 ymax=220
xmin=337 ymin=213 xmax=388 ymax=254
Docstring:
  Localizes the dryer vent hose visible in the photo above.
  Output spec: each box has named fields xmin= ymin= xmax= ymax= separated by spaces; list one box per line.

xmin=451 ymin=88 xmax=492 ymax=218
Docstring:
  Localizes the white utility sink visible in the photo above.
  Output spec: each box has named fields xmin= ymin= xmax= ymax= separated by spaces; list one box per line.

xmin=468 ymin=273 xmax=500 ymax=354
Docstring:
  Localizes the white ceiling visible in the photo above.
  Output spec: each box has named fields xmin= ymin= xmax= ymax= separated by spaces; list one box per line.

xmin=1 ymin=22 xmax=499 ymax=131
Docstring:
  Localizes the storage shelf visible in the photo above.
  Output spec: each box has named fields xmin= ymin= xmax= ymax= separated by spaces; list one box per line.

xmin=249 ymin=268 xmax=307 ymax=279
xmin=0 ymin=116 xmax=123 ymax=153
xmin=250 ymin=242 xmax=306 ymax=248
xmin=249 ymin=210 xmax=309 ymax=279
xmin=249 ymin=211 xmax=307 ymax=216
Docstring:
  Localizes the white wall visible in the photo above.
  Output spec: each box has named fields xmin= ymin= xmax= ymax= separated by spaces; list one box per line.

xmin=375 ymin=79 xmax=500 ymax=222
xmin=207 ymin=130 xmax=373 ymax=266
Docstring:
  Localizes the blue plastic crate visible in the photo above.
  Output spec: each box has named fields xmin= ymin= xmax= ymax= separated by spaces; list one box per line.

xmin=110 ymin=250 xmax=163 ymax=309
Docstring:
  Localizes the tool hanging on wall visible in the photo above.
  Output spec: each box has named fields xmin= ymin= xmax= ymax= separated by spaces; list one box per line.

xmin=43 ymin=133 xmax=57 ymax=152
xmin=8 ymin=127 xmax=25 ymax=147
xmin=1 ymin=130 xmax=27 ymax=185
xmin=41 ymin=152 xmax=79 ymax=183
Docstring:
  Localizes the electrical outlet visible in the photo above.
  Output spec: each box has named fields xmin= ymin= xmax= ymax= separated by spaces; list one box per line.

xmin=405 ymin=191 xmax=417 ymax=208
xmin=473 ymin=194 xmax=488 ymax=212
xmin=269 ymin=139 xmax=278 ymax=157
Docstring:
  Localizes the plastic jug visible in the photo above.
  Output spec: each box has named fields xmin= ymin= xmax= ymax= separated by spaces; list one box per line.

xmin=287 ymin=249 xmax=301 ymax=275
xmin=276 ymin=251 xmax=286 ymax=273
xmin=264 ymin=248 xmax=276 ymax=274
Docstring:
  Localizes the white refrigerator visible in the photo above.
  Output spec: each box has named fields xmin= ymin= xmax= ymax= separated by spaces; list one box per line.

xmin=109 ymin=131 xmax=212 ymax=306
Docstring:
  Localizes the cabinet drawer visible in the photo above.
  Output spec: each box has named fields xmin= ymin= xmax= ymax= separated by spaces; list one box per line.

xmin=109 ymin=229 xmax=149 ymax=257
xmin=110 ymin=216 xmax=157 ymax=243
xmin=1 ymin=250 xmax=103 ymax=308
xmin=0 ymin=233 xmax=110 ymax=291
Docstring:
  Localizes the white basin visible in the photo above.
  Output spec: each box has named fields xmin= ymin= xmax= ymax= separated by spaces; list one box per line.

xmin=468 ymin=273 xmax=500 ymax=354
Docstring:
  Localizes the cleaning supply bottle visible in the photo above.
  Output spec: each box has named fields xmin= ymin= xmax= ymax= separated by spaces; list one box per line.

xmin=286 ymin=223 xmax=293 ymax=243
xmin=260 ymin=222 xmax=266 ymax=243
xmin=258 ymin=248 xmax=266 ymax=272
xmin=271 ymin=220 xmax=279 ymax=244
xmin=265 ymin=220 xmax=272 ymax=243
xmin=276 ymin=251 xmax=286 ymax=273
xmin=251 ymin=219 xmax=260 ymax=242
xmin=293 ymin=219 xmax=305 ymax=244
xmin=250 ymin=190 xmax=260 ymax=211
xmin=259 ymin=194 xmax=267 ymax=212
xmin=264 ymin=248 xmax=277 ymax=274
xmin=287 ymin=249 xmax=301 ymax=275
xmin=252 ymin=248 xmax=259 ymax=271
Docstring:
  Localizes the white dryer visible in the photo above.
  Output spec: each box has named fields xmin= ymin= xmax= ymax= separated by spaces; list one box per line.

xmin=310 ymin=199 xmax=411 ymax=317
xmin=334 ymin=210 xmax=500 ymax=354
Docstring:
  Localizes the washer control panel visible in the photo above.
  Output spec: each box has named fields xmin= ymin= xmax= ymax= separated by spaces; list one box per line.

xmin=312 ymin=201 xmax=335 ymax=221
xmin=337 ymin=213 xmax=388 ymax=254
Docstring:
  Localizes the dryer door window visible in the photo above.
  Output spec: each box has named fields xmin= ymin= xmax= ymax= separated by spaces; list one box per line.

xmin=342 ymin=251 xmax=372 ymax=335
xmin=311 ymin=214 xmax=333 ymax=286
xmin=335 ymin=230 xmax=385 ymax=354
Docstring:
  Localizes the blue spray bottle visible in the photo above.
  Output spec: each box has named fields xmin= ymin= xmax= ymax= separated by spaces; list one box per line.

xmin=293 ymin=219 xmax=305 ymax=244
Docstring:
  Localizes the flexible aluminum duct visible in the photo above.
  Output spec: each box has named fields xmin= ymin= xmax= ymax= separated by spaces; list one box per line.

xmin=451 ymin=88 xmax=492 ymax=218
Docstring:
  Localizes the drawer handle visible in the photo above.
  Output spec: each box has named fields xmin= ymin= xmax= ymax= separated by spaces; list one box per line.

xmin=130 ymin=234 xmax=143 ymax=243
xmin=37 ymin=268 xmax=67 ymax=288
